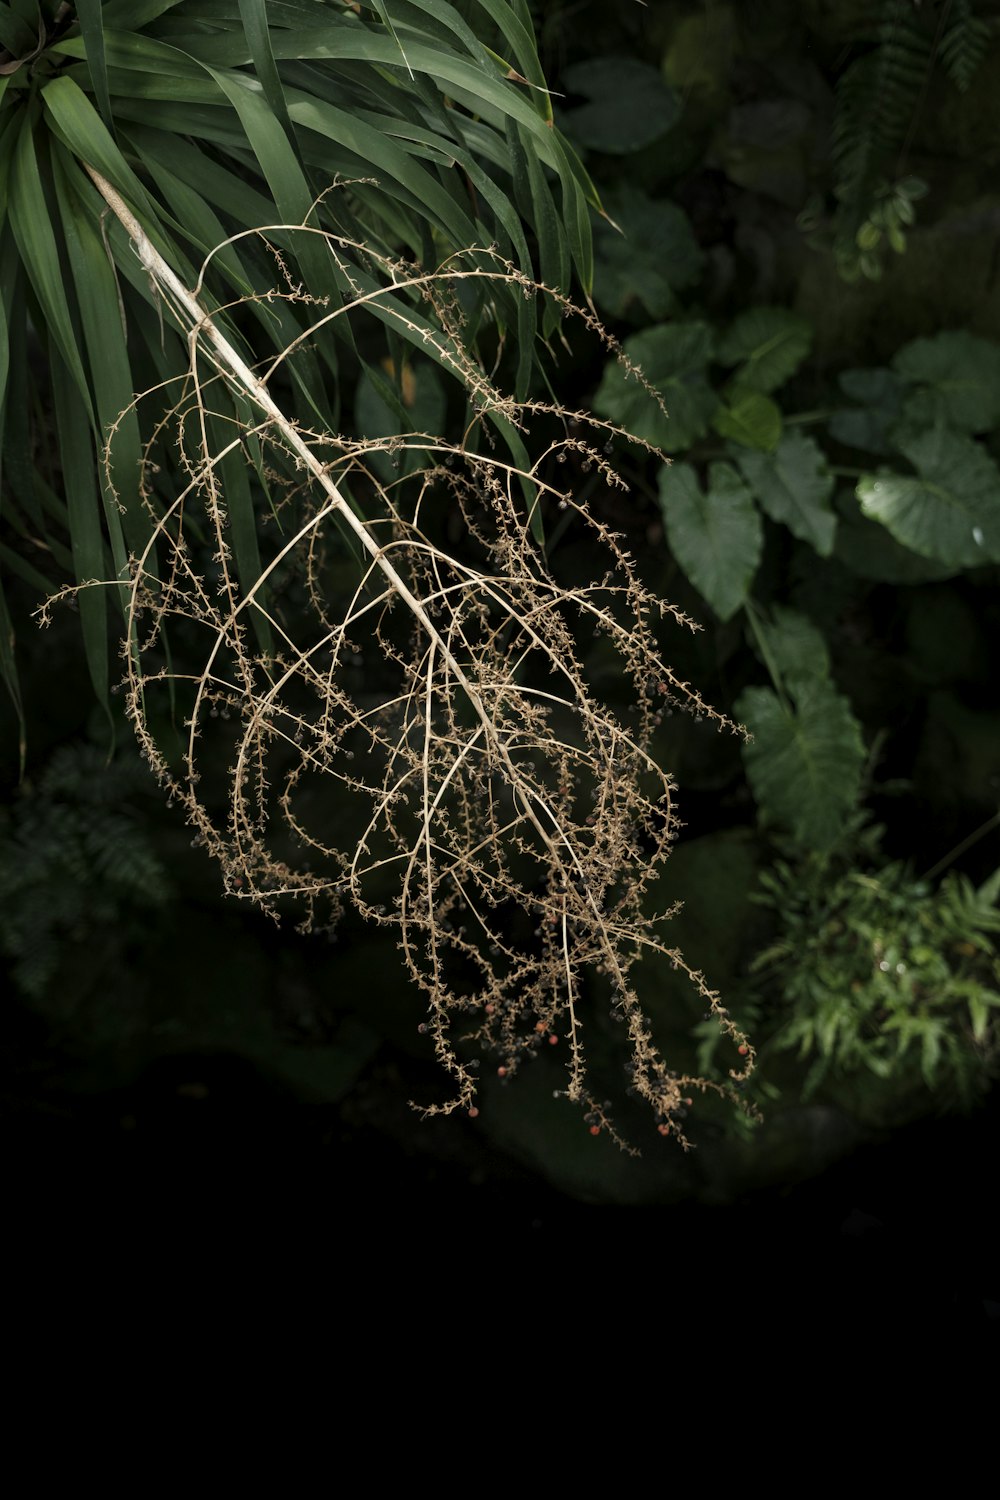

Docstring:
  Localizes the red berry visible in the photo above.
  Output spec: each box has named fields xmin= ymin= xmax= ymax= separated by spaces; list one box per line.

xmin=468 ymin=1107 xmax=479 ymax=1119
xmin=738 ymin=1044 xmax=748 ymax=1056
xmin=657 ymin=1124 xmax=670 ymax=1136
xmin=548 ymin=1034 xmax=558 ymax=1045
xmin=589 ymin=1125 xmax=601 ymax=1136
xmin=497 ymin=1066 xmax=507 ymax=1077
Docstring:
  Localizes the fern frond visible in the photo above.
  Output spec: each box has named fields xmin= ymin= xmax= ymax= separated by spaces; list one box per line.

xmin=0 ymin=742 xmax=170 ymax=998
xmin=939 ymin=0 xmax=992 ymax=92
xmin=832 ymin=1 xmax=931 ymax=206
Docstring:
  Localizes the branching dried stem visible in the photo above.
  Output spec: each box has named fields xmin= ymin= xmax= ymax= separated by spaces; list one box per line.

xmin=60 ymin=169 xmax=757 ymax=1150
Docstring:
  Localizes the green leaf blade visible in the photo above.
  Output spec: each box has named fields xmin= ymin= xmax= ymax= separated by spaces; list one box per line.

xmin=559 ymin=57 xmax=680 ymax=153
xmin=857 ymin=428 xmax=1000 ymax=567
xmin=716 ymin=306 xmax=813 ymax=394
xmin=593 ymin=323 xmax=718 ymax=452
xmin=592 ymin=185 xmax=702 ymax=321
xmin=736 ymin=432 xmax=836 ymax=555
xmin=737 ymin=679 xmax=866 ymax=853
xmin=658 ymin=460 xmax=761 ymax=620
xmin=712 ymin=388 xmax=782 ymax=451
xmin=74 ymin=0 xmax=115 ymax=132
xmin=893 ymin=330 xmax=1000 ymax=434
xmin=8 ymin=119 xmax=92 ymax=412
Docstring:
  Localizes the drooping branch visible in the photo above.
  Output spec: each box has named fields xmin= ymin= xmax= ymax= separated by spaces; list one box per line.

xmin=80 ymin=166 xmax=756 ymax=1149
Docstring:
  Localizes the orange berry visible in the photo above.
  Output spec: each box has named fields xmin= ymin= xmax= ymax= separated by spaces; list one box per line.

xmin=737 ymin=1044 xmax=748 ymax=1056
xmin=589 ymin=1124 xmax=601 ymax=1136
xmin=468 ymin=1107 xmax=479 ymax=1119
xmin=497 ymin=1066 xmax=507 ymax=1077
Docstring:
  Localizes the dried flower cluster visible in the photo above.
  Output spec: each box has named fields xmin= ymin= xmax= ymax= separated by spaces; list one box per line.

xmin=48 ymin=179 xmax=756 ymax=1149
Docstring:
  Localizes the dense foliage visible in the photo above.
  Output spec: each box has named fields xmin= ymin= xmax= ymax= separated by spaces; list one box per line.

xmin=2 ymin=0 xmax=999 ymax=1202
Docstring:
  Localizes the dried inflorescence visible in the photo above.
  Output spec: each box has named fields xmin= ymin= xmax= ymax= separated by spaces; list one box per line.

xmin=51 ymin=191 xmax=757 ymax=1150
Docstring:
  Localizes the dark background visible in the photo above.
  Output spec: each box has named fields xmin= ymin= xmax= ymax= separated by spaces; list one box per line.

xmin=3 ymin=1 xmax=999 ymax=1333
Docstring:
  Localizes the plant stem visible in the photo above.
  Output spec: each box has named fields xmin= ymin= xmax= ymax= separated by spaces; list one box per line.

xmin=82 ymin=167 xmax=598 ymax=918
xmin=922 ymin=808 xmax=1000 ymax=885
xmin=744 ymin=599 xmax=791 ymax=713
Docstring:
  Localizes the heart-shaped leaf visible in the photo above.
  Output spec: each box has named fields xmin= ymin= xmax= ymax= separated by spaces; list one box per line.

xmin=560 ymin=57 xmax=681 ymax=153
xmin=593 ymin=185 xmax=702 ymax=320
xmin=658 ymin=460 xmax=762 ymax=620
xmin=893 ymin=330 xmax=1000 ymax=434
xmin=737 ymin=679 xmax=866 ymax=852
xmin=857 ymin=428 xmax=1000 ymax=566
xmin=735 ymin=432 xmax=836 ymax=554
xmin=594 ymin=322 xmax=718 ymax=452
xmin=716 ymin=306 xmax=813 ymax=393
xmin=712 ymin=387 xmax=782 ymax=450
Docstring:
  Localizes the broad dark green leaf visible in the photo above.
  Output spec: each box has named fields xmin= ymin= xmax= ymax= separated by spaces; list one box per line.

xmin=716 ymin=306 xmax=813 ymax=394
xmin=751 ymin=607 xmax=831 ymax=694
xmin=829 ymin=366 xmax=904 ymax=455
xmin=657 ymin=461 xmax=761 ymax=620
xmin=857 ymin=428 xmax=1000 ymax=566
xmin=737 ymin=679 xmax=866 ymax=853
xmin=893 ymin=330 xmax=1000 ymax=434
xmin=712 ymin=388 xmax=782 ymax=451
xmin=735 ymin=432 xmax=836 ymax=555
xmin=592 ymin=185 xmax=702 ymax=321
xmin=560 ymin=57 xmax=680 ymax=152
xmin=593 ymin=323 xmax=718 ymax=452
xmin=834 ymin=489 xmax=956 ymax=583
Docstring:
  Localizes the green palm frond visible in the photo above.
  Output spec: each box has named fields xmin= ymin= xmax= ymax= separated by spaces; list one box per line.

xmin=831 ymin=0 xmax=930 ymax=211
xmin=0 ymin=0 xmax=597 ymax=756
xmin=939 ymin=0 xmax=992 ymax=92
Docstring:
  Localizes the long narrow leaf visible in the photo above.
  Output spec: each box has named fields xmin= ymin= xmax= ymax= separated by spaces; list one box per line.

xmin=101 ymin=0 xmax=188 ymax=26
xmin=0 ymin=574 xmax=24 ymax=773
xmin=207 ymin=403 xmax=273 ymax=656
xmin=0 ymin=258 xmax=47 ymax=540
xmin=8 ymin=116 xmax=91 ymax=410
xmin=53 ymin=147 xmax=143 ymax=571
xmin=0 ymin=284 xmax=23 ymax=765
xmin=74 ymin=0 xmax=115 ymax=132
xmin=237 ymin=0 xmax=298 ymax=148
xmin=171 ymin=26 xmax=564 ymax=154
xmin=50 ymin=347 xmax=112 ymax=722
